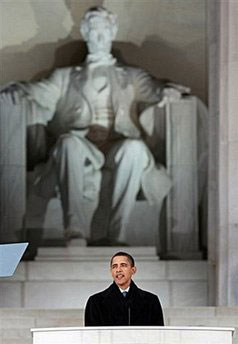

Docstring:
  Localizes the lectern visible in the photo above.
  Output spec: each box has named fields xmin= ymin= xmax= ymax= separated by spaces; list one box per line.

xmin=31 ymin=326 xmax=235 ymax=344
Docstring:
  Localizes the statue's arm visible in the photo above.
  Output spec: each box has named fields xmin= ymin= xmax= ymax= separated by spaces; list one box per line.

xmin=132 ymin=68 xmax=164 ymax=104
xmin=158 ymin=82 xmax=191 ymax=108
xmin=0 ymin=69 xmax=65 ymax=126
xmin=133 ymin=68 xmax=191 ymax=138
xmin=20 ymin=69 xmax=65 ymax=125
xmin=132 ymin=68 xmax=191 ymax=107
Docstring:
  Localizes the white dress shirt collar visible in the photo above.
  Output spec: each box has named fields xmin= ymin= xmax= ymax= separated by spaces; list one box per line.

xmin=119 ymin=286 xmax=130 ymax=293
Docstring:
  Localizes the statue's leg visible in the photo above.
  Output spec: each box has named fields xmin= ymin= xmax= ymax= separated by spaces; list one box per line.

xmin=52 ymin=134 xmax=101 ymax=240
xmin=105 ymin=139 xmax=149 ymax=243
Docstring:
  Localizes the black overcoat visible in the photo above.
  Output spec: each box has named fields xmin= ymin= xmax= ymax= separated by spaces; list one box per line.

xmin=85 ymin=280 xmax=164 ymax=326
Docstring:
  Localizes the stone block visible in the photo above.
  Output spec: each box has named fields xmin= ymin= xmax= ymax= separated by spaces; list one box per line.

xmin=27 ymin=260 xmax=166 ymax=281
xmin=0 ymin=307 xmax=237 ymax=344
xmin=24 ymin=281 xmax=110 ymax=309
xmin=1 ymin=340 xmax=31 ymax=344
xmin=216 ymin=307 xmax=238 ymax=317
xmin=124 ymin=202 xmax=159 ymax=246
xmin=0 ymin=99 xmax=26 ymax=242
xmin=0 ymin=308 xmax=84 ymax=319
xmin=228 ymin=141 xmax=238 ymax=223
xmin=1 ymin=317 xmax=35 ymax=329
xmin=137 ymin=281 xmax=170 ymax=308
xmin=36 ymin=246 xmax=157 ymax=259
xmin=171 ymin=281 xmax=207 ymax=306
xmin=166 ymin=98 xmax=200 ymax=253
xmin=168 ymin=316 xmax=219 ymax=327
xmin=0 ymin=217 xmax=24 ymax=242
xmin=0 ymin=166 xmax=25 ymax=217
xmin=164 ymin=306 xmax=216 ymax=319
xmin=24 ymin=280 xmax=170 ymax=309
xmin=0 ymin=102 xmax=26 ymax=166
xmin=27 ymin=261 xmax=111 ymax=281
xmin=1 ymin=328 xmax=32 ymax=339
xmin=0 ymin=282 xmax=22 ymax=307
xmin=229 ymin=68 xmax=238 ymax=140
xmin=167 ymin=261 xmax=207 ymax=280
xmin=216 ymin=317 xmax=238 ymax=327
xmin=0 ymin=166 xmax=26 ymax=241
xmin=36 ymin=317 xmax=84 ymax=328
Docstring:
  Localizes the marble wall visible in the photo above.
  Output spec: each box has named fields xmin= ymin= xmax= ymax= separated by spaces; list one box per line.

xmin=0 ymin=100 xmax=26 ymax=242
xmin=2 ymin=0 xmax=238 ymax=308
xmin=0 ymin=0 xmax=208 ymax=247
xmin=208 ymin=0 xmax=238 ymax=306
xmin=0 ymin=0 xmax=207 ymax=103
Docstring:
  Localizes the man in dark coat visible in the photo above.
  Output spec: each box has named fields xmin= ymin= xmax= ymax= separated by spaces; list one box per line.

xmin=85 ymin=251 xmax=164 ymax=326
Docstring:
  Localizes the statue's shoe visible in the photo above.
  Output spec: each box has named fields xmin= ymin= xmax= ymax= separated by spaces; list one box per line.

xmin=64 ymin=228 xmax=84 ymax=240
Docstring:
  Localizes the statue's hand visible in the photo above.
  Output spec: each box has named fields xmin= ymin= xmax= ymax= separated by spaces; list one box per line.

xmin=158 ymin=87 xmax=181 ymax=108
xmin=158 ymin=83 xmax=191 ymax=108
xmin=0 ymin=83 xmax=24 ymax=105
xmin=166 ymin=82 xmax=191 ymax=95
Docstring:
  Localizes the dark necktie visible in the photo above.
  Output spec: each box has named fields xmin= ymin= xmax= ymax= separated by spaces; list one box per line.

xmin=122 ymin=291 xmax=128 ymax=298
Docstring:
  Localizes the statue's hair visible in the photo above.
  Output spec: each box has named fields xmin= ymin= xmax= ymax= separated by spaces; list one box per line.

xmin=80 ymin=6 xmax=118 ymax=41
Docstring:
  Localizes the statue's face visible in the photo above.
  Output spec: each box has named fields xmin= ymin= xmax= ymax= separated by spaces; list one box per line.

xmin=86 ymin=17 xmax=113 ymax=55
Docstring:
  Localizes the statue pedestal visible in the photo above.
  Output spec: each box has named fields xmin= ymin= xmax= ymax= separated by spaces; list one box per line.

xmin=31 ymin=326 xmax=235 ymax=344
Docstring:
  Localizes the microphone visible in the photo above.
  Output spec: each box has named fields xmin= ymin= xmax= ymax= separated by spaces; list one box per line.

xmin=126 ymin=299 xmax=132 ymax=326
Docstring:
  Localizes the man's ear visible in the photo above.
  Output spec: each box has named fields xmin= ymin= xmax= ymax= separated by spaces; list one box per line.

xmin=132 ymin=266 xmax=137 ymax=275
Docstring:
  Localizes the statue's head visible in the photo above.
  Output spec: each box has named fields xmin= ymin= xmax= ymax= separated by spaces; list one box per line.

xmin=80 ymin=6 xmax=118 ymax=55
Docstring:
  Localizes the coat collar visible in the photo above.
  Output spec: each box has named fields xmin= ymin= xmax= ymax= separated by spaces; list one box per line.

xmin=108 ymin=280 xmax=139 ymax=298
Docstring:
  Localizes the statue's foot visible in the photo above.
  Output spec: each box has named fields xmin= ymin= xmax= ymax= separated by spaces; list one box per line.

xmin=64 ymin=228 xmax=84 ymax=240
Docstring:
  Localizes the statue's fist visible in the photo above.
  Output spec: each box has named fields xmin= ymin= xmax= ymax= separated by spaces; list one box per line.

xmin=158 ymin=88 xmax=181 ymax=108
xmin=158 ymin=83 xmax=191 ymax=108
xmin=0 ymin=83 xmax=24 ymax=104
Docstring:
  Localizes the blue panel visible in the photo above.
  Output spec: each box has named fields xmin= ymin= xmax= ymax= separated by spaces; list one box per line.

xmin=0 ymin=243 xmax=29 ymax=277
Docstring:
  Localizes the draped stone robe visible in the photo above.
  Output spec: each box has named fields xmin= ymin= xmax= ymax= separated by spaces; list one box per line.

xmin=22 ymin=63 xmax=171 ymax=206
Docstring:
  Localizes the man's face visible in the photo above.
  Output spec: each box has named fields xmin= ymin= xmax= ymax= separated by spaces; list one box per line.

xmin=86 ymin=17 xmax=113 ymax=55
xmin=110 ymin=256 xmax=137 ymax=289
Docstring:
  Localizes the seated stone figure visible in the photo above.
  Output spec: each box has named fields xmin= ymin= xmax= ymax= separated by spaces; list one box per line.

xmin=0 ymin=7 xmax=189 ymax=245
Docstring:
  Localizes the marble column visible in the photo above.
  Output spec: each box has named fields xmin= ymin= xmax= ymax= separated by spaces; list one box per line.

xmin=0 ymin=99 xmax=26 ymax=242
xmin=208 ymin=0 xmax=238 ymax=305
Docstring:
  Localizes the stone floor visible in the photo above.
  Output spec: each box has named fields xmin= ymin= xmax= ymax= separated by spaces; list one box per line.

xmin=0 ymin=246 xmax=237 ymax=343
xmin=0 ymin=307 xmax=237 ymax=344
xmin=0 ymin=246 xmax=208 ymax=309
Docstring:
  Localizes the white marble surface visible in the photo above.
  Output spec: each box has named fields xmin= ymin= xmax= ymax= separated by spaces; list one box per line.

xmin=0 ymin=307 xmax=237 ymax=344
xmin=36 ymin=246 xmax=157 ymax=259
xmin=31 ymin=326 xmax=234 ymax=344
xmin=0 ymin=100 xmax=26 ymax=242
xmin=0 ymin=1 xmax=207 ymax=103
xmin=0 ymin=255 xmax=208 ymax=309
xmin=207 ymin=0 xmax=238 ymax=306
xmin=27 ymin=261 xmax=167 ymax=281
xmin=0 ymin=282 xmax=22 ymax=307
xmin=23 ymin=280 xmax=170 ymax=309
xmin=166 ymin=97 xmax=199 ymax=254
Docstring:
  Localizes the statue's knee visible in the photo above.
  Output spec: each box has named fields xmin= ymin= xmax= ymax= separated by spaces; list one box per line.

xmin=123 ymin=139 xmax=147 ymax=157
xmin=57 ymin=134 xmax=80 ymax=151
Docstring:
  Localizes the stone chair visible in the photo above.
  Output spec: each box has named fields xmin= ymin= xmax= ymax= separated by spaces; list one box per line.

xmin=0 ymin=95 xmax=207 ymax=257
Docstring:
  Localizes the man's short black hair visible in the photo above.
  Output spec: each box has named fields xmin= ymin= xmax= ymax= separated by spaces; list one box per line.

xmin=110 ymin=251 xmax=135 ymax=267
